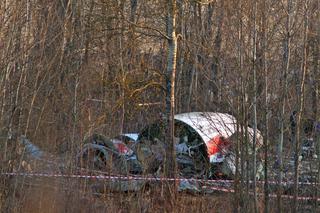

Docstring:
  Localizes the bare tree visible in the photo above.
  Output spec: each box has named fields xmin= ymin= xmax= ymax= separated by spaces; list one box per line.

xmin=252 ymin=0 xmax=258 ymax=212
xmin=277 ymin=0 xmax=293 ymax=209
xmin=293 ymin=1 xmax=309 ymax=211
xmin=261 ymin=0 xmax=269 ymax=211
xmin=164 ymin=0 xmax=178 ymax=205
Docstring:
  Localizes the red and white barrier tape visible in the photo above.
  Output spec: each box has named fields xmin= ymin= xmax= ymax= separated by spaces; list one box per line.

xmin=0 ymin=172 xmax=320 ymax=201
xmin=1 ymin=172 xmax=319 ymax=186
xmin=2 ymin=172 xmax=320 ymax=201
xmin=1 ymin=172 xmax=232 ymax=183
xmin=108 ymin=172 xmax=319 ymax=186
xmin=203 ymin=185 xmax=320 ymax=201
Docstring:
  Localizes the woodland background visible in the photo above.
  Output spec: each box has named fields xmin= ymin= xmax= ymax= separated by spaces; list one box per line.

xmin=0 ymin=0 xmax=319 ymax=212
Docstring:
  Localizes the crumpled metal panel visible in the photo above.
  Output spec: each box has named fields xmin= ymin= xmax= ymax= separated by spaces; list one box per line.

xmin=174 ymin=112 xmax=237 ymax=144
xmin=174 ymin=112 xmax=263 ymax=148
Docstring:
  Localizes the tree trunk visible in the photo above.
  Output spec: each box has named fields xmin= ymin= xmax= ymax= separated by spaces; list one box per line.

xmin=314 ymin=2 xmax=320 ymax=210
xmin=212 ymin=0 xmax=224 ymax=104
xmin=277 ymin=0 xmax=292 ymax=209
xmin=164 ymin=0 xmax=177 ymax=205
xmin=252 ymin=0 xmax=258 ymax=211
xmin=293 ymin=2 xmax=309 ymax=211
xmin=261 ymin=0 xmax=269 ymax=211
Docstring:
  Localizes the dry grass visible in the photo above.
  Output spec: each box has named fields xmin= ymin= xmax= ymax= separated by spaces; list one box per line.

xmin=1 ymin=175 xmax=317 ymax=213
xmin=6 ymin=177 xmax=232 ymax=213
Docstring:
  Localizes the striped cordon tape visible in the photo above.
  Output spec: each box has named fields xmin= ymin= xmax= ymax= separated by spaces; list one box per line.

xmin=1 ymin=172 xmax=320 ymax=201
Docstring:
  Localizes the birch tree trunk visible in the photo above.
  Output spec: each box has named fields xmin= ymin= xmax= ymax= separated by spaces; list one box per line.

xmin=164 ymin=0 xmax=177 ymax=201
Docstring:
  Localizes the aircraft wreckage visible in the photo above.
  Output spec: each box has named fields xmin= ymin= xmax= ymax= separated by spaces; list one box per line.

xmin=76 ymin=112 xmax=264 ymax=191
xmin=5 ymin=112 xmax=319 ymax=195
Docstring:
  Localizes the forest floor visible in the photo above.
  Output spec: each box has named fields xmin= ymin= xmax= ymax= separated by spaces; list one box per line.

xmin=1 ymin=136 xmax=319 ymax=212
xmin=5 ymin=154 xmax=318 ymax=213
